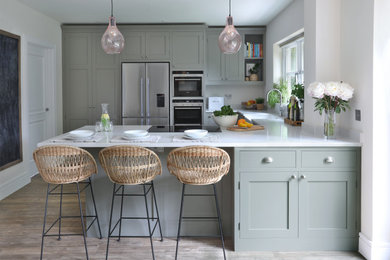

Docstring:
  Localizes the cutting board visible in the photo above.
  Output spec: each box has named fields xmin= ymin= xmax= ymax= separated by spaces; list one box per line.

xmin=227 ymin=125 xmax=265 ymax=131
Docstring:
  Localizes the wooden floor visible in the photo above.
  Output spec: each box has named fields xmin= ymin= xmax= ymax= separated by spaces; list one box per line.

xmin=0 ymin=175 xmax=365 ymax=260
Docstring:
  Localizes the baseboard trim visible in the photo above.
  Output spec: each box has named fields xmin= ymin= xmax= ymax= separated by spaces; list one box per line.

xmin=0 ymin=172 xmax=30 ymax=201
xmin=359 ymin=232 xmax=390 ymax=260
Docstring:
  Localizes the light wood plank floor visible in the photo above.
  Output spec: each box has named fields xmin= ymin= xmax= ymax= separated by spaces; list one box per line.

xmin=0 ymin=175 xmax=365 ymax=260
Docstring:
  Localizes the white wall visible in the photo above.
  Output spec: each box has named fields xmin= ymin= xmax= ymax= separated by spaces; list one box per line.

xmin=303 ymin=0 xmax=341 ymax=126
xmin=265 ymin=0 xmax=304 ymax=92
xmin=339 ymin=1 xmax=375 ymax=258
xmin=0 ymin=0 xmax=62 ymax=200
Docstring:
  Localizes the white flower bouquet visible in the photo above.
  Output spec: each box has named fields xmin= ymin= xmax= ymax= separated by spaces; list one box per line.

xmin=307 ymin=81 xmax=354 ymax=114
xmin=308 ymin=81 xmax=354 ymax=138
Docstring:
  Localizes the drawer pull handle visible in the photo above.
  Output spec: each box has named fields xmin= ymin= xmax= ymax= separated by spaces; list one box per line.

xmin=290 ymin=175 xmax=297 ymax=180
xmin=301 ymin=175 xmax=307 ymax=179
xmin=262 ymin=157 xmax=273 ymax=164
xmin=324 ymin=156 xmax=334 ymax=164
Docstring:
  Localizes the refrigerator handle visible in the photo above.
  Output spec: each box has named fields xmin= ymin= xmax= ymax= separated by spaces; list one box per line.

xmin=140 ymin=77 xmax=145 ymax=118
xmin=146 ymin=78 xmax=150 ymax=117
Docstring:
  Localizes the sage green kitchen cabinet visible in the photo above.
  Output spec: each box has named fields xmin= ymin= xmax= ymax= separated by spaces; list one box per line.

xmin=206 ymin=31 xmax=244 ymax=82
xmin=171 ymin=31 xmax=205 ymax=70
xmin=234 ymin=147 xmax=360 ymax=251
xmin=63 ymin=32 xmax=92 ymax=131
xmin=121 ymin=31 xmax=170 ymax=61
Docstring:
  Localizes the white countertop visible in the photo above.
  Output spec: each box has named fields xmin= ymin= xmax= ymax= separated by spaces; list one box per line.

xmin=38 ymin=116 xmax=361 ymax=148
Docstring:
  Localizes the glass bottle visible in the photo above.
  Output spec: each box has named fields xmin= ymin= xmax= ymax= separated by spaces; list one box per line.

xmin=101 ymin=103 xmax=110 ymax=131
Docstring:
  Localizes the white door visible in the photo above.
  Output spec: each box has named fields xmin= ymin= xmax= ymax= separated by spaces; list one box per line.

xmin=27 ymin=42 xmax=55 ymax=177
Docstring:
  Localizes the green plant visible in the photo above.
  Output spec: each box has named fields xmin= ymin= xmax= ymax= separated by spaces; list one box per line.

xmin=213 ymin=105 xmax=237 ymax=117
xmin=255 ymin=97 xmax=264 ymax=104
xmin=268 ymin=79 xmax=291 ymax=108
xmin=292 ymin=83 xmax=304 ymax=100
xmin=249 ymin=63 xmax=260 ymax=74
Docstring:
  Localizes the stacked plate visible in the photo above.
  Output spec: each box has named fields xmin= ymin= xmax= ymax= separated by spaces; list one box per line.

xmin=122 ymin=130 xmax=149 ymax=140
xmin=184 ymin=129 xmax=208 ymax=140
xmin=66 ymin=130 xmax=94 ymax=140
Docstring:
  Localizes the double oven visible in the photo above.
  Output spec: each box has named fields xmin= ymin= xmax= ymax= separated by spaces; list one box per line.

xmin=171 ymin=71 xmax=204 ymax=128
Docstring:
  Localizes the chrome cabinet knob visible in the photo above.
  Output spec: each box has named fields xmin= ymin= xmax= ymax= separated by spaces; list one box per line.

xmin=290 ymin=175 xmax=297 ymax=180
xmin=324 ymin=156 xmax=334 ymax=164
xmin=301 ymin=175 xmax=307 ymax=179
xmin=262 ymin=157 xmax=273 ymax=164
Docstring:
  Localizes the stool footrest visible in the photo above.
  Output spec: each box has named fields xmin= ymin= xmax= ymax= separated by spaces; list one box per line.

xmin=182 ymin=216 xmax=218 ymax=220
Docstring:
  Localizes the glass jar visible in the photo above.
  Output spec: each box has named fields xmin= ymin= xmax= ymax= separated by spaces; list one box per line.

xmin=101 ymin=103 xmax=110 ymax=132
xmin=324 ymin=108 xmax=336 ymax=139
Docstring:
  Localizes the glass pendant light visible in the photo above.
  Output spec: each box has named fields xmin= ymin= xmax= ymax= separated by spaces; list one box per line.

xmin=218 ymin=0 xmax=242 ymax=54
xmin=101 ymin=0 xmax=125 ymax=54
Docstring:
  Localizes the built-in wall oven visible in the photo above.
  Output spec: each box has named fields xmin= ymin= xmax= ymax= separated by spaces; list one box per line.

xmin=172 ymin=71 xmax=203 ymax=97
xmin=172 ymin=99 xmax=203 ymax=127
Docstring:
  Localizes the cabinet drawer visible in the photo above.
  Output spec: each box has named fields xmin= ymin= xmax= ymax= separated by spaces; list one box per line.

xmin=301 ymin=150 xmax=357 ymax=169
xmin=238 ymin=150 xmax=296 ymax=170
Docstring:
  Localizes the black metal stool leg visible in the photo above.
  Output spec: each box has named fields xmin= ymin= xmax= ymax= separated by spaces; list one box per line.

xmin=213 ymin=184 xmax=226 ymax=260
xmin=143 ymin=185 xmax=155 ymax=260
xmin=117 ymin=185 xmax=124 ymax=241
xmin=151 ymin=181 xmax=164 ymax=242
xmin=175 ymin=183 xmax=186 ymax=260
xmin=76 ymin=182 xmax=89 ymax=260
xmin=88 ymin=178 xmax=102 ymax=239
xmin=40 ymin=184 xmax=50 ymax=260
xmin=58 ymin=184 xmax=63 ymax=241
xmin=106 ymin=183 xmax=116 ymax=260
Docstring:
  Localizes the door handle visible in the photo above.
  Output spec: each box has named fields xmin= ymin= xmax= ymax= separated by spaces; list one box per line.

xmin=324 ymin=156 xmax=334 ymax=164
xmin=146 ymin=78 xmax=150 ymax=117
xmin=45 ymin=108 xmax=49 ymax=112
xmin=140 ymin=78 xmax=145 ymax=117
xmin=262 ymin=157 xmax=273 ymax=164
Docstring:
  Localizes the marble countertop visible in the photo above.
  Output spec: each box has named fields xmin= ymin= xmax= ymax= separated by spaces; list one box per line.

xmin=38 ymin=113 xmax=361 ymax=148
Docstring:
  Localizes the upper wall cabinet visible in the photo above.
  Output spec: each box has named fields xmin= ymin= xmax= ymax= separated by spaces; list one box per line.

xmin=121 ymin=31 xmax=170 ymax=61
xmin=206 ymin=28 xmax=265 ymax=86
xmin=171 ymin=31 xmax=205 ymax=70
xmin=206 ymin=31 xmax=244 ymax=82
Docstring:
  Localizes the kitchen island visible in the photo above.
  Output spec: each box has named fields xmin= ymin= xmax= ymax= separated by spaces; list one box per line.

xmin=37 ymin=117 xmax=361 ymax=251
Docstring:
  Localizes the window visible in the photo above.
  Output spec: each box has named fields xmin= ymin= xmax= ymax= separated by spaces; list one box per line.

xmin=282 ymin=37 xmax=304 ymax=89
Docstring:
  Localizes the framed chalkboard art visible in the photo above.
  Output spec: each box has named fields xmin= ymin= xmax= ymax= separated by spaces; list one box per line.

xmin=0 ymin=29 xmax=22 ymax=171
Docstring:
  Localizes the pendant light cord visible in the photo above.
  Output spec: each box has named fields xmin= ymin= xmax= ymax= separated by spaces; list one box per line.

xmin=111 ymin=0 xmax=113 ymax=17
xmin=229 ymin=0 xmax=231 ymax=16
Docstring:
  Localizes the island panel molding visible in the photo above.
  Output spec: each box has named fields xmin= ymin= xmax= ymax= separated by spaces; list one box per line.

xmin=0 ymin=29 xmax=22 ymax=171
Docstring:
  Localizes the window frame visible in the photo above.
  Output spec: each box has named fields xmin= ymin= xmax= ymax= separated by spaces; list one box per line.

xmin=282 ymin=37 xmax=304 ymax=87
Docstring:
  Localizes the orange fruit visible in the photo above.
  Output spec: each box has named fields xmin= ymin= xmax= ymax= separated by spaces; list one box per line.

xmin=237 ymin=119 xmax=246 ymax=125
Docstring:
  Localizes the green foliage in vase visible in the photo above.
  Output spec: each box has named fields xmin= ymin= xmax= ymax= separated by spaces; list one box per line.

xmin=255 ymin=97 xmax=264 ymax=104
xmin=292 ymin=83 xmax=304 ymax=100
xmin=314 ymin=97 xmax=350 ymax=115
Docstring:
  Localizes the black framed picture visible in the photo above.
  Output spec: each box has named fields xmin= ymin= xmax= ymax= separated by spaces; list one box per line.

xmin=245 ymin=63 xmax=256 ymax=77
xmin=0 ymin=29 xmax=22 ymax=171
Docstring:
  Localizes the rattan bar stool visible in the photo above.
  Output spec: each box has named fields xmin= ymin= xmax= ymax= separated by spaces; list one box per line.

xmin=167 ymin=145 xmax=230 ymax=260
xmin=99 ymin=145 xmax=163 ymax=260
xmin=33 ymin=145 xmax=102 ymax=260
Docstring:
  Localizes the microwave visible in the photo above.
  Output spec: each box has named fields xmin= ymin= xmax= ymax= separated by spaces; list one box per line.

xmin=172 ymin=71 xmax=203 ymax=97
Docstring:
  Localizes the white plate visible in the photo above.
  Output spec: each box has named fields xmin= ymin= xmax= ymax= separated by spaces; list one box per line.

xmin=184 ymin=129 xmax=208 ymax=139
xmin=123 ymin=130 xmax=149 ymax=138
xmin=122 ymin=134 xmax=150 ymax=140
xmin=67 ymin=130 xmax=94 ymax=140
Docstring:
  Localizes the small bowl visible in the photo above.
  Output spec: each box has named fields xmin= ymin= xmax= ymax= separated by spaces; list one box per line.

xmin=68 ymin=130 xmax=94 ymax=139
xmin=123 ymin=130 xmax=148 ymax=138
xmin=212 ymin=114 xmax=238 ymax=127
xmin=184 ymin=129 xmax=208 ymax=139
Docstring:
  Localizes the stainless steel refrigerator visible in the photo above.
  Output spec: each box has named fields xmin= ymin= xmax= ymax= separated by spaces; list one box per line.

xmin=122 ymin=63 xmax=169 ymax=125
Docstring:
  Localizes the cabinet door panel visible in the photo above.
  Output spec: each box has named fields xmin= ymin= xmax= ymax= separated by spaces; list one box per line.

xmin=145 ymin=32 xmax=170 ymax=60
xmin=122 ymin=31 xmax=145 ymax=60
xmin=65 ymin=33 xmax=90 ymax=66
xmin=206 ymin=33 xmax=223 ymax=81
xmin=240 ymin=172 xmax=298 ymax=238
xmin=301 ymin=150 xmax=357 ymax=169
xmin=171 ymin=31 xmax=204 ymax=69
xmin=224 ymin=46 xmax=244 ymax=81
xmin=299 ymin=172 xmax=357 ymax=238
xmin=238 ymin=150 xmax=296 ymax=170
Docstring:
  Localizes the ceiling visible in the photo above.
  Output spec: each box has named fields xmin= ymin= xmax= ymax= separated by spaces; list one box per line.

xmin=17 ymin=0 xmax=293 ymax=26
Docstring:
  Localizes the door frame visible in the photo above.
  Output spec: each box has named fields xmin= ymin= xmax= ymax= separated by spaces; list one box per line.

xmin=26 ymin=38 xmax=57 ymax=177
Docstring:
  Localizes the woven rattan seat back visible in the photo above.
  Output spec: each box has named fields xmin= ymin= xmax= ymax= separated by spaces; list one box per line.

xmin=33 ymin=145 xmax=97 ymax=184
xmin=99 ymin=145 xmax=162 ymax=185
xmin=167 ymin=146 xmax=230 ymax=185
